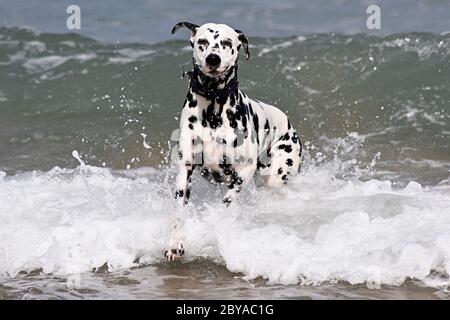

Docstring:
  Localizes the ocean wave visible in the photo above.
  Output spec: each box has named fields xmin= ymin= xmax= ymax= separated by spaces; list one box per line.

xmin=22 ymin=53 xmax=97 ymax=74
xmin=0 ymin=159 xmax=449 ymax=288
xmin=0 ymin=27 xmax=449 ymax=181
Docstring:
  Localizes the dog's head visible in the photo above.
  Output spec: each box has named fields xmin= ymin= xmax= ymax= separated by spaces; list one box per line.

xmin=172 ymin=22 xmax=249 ymax=78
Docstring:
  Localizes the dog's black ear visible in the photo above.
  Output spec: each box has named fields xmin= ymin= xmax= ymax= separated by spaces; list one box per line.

xmin=235 ymin=29 xmax=250 ymax=60
xmin=171 ymin=22 xmax=199 ymax=36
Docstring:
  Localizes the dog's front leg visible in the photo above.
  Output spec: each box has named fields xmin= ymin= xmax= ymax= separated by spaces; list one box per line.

xmin=165 ymin=162 xmax=194 ymax=261
xmin=165 ymin=110 xmax=197 ymax=261
xmin=165 ymin=160 xmax=195 ymax=260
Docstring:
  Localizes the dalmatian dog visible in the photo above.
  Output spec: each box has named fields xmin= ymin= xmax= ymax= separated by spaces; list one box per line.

xmin=165 ymin=22 xmax=302 ymax=261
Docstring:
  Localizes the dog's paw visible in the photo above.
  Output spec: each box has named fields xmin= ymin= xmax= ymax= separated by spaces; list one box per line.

xmin=222 ymin=197 xmax=232 ymax=207
xmin=164 ymin=242 xmax=185 ymax=261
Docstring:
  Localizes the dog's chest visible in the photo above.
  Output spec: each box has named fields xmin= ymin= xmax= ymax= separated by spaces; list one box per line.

xmin=190 ymin=99 xmax=259 ymax=166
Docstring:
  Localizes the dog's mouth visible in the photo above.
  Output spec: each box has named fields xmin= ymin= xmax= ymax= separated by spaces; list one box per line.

xmin=201 ymin=65 xmax=228 ymax=78
xmin=208 ymin=70 xmax=221 ymax=77
xmin=203 ymin=67 xmax=221 ymax=77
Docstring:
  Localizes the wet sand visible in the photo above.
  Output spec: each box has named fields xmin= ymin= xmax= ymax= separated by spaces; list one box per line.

xmin=0 ymin=260 xmax=447 ymax=300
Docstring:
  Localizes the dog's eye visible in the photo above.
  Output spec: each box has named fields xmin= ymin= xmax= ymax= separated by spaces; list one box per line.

xmin=197 ymin=39 xmax=209 ymax=46
xmin=221 ymin=40 xmax=232 ymax=48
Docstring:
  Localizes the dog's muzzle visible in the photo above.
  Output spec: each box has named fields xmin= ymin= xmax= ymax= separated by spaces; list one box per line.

xmin=205 ymin=54 xmax=221 ymax=68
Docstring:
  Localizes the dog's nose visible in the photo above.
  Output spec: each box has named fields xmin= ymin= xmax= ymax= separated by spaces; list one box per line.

xmin=205 ymin=54 xmax=221 ymax=68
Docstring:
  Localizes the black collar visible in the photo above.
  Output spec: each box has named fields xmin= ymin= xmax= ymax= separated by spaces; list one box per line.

xmin=186 ymin=67 xmax=238 ymax=101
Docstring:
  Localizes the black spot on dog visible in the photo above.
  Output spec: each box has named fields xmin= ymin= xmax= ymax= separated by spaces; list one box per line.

xmin=189 ymin=100 xmax=197 ymax=108
xmin=278 ymin=144 xmax=292 ymax=153
xmin=247 ymin=102 xmax=254 ymax=116
xmin=211 ymin=171 xmax=223 ymax=183
xmin=278 ymin=168 xmax=283 ymax=174
xmin=257 ymin=160 xmax=266 ymax=170
xmin=282 ymin=175 xmax=288 ymax=181
xmin=214 ymin=34 xmax=219 ymax=39
xmin=185 ymin=186 xmax=191 ymax=199
xmin=235 ymin=103 xmax=248 ymax=128
xmin=203 ymin=103 xmax=223 ymax=129
xmin=175 ymin=190 xmax=184 ymax=199
xmin=188 ymin=123 xmax=194 ymax=130
xmin=286 ymin=158 xmax=293 ymax=167
xmin=252 ymin=113 xmax=260 ymax=144
xmin=231 ymin=49 xmax=234 ymax=55
xmin=228 ymin=170 xmax=243 ymax=190
xmin=279 ymin=132 xmax=290 ymax=141
xmin=291 ymin=132 xmax=299 ymax=143
xmin=187 ymin=91 xmax=197 ymax=108
xmin=264 ymin=119 xmax=270 ymax=134
xmin=188 ymin=115 xmax=197 ymax=123
xmin=226 ymin=109 xmax=238 ymax=129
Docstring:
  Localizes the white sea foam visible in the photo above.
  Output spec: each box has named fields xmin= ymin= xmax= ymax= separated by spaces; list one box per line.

xmin=0 ymin=90 xmax=7 ymax=102
xmin=108 ymin=48 xmax=155 ymax=64
xmin=257 ymin=36 xmax=305 ymax=57
xmin=23 ymin=53 xmax=96 ymax=73
xmin=0 ymin=163 xmax=449 ymax=288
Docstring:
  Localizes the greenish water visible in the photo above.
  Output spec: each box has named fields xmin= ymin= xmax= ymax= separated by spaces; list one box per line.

xmin=0 ymin=28 xmax=449 ymax=185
